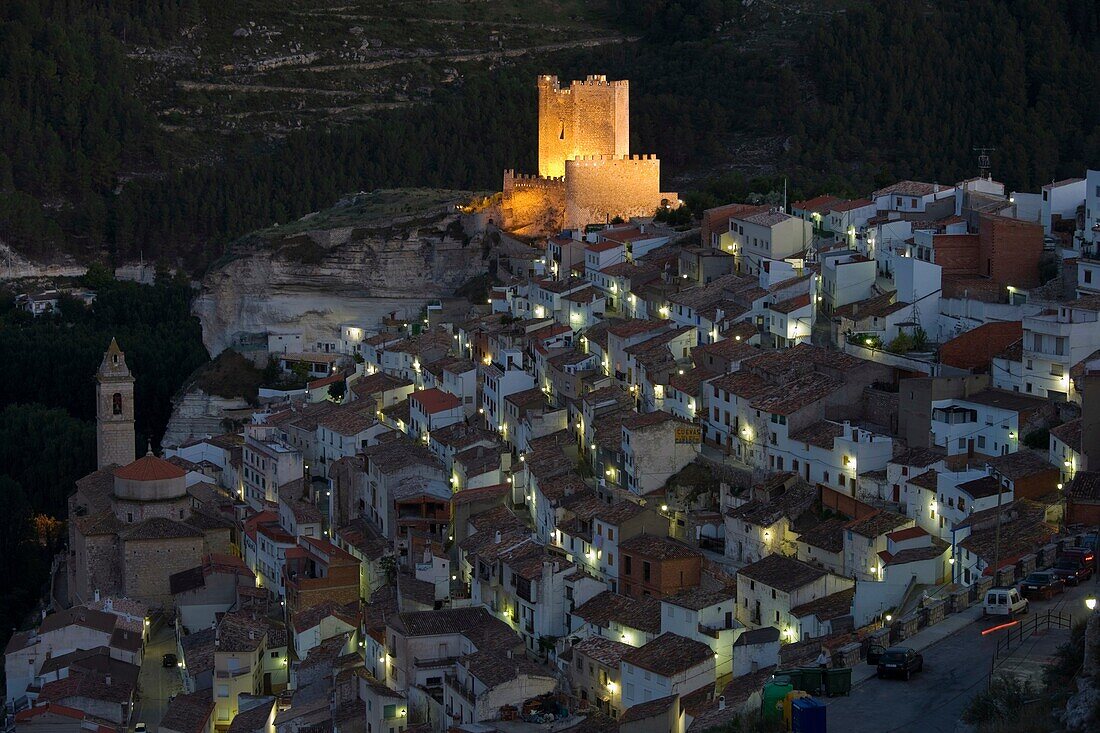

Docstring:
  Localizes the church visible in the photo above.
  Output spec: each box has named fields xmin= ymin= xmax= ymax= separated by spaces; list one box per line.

xmin=67 ymin=339 xmax=235 ymax=609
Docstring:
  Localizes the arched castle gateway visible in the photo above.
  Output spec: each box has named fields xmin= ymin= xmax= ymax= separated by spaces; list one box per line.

xmin=502 ymin=75 xmax=678 ymax=235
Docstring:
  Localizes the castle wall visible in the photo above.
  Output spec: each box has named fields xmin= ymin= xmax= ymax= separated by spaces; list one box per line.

xmin=501 ymin=170 xmax=565 ymax=235
xmin=564 ymin=155 xmax=670 ymax=229
xmin=538 ymin=76 xmax=629 ymax=178
xmin=123 ymin=535 xmax=205 ymax=608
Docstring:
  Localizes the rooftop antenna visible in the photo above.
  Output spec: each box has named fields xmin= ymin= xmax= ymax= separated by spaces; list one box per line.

xmin=973 ymin=146 xmax=995 ymax=180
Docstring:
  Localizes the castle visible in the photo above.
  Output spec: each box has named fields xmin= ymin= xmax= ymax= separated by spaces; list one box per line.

xmin=502 ymin=75 xmax=678 ymax=235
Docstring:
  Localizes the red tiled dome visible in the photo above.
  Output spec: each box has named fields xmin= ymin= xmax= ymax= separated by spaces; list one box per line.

xmin=113 ymin=455 xmax=186 ymax=481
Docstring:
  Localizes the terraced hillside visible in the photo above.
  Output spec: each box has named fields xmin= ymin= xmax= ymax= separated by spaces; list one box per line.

xmin=132 ymin=1 xmax=629 ymax=143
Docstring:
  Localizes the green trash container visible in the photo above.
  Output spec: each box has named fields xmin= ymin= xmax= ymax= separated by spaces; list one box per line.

xmin=762 ymin=679 xmax=793 ymax=724
xmin=824 ymin=667 xmax=853 ymax=696
xmin=774 ymin=669 xmax=804 ymax=691
xmin=799 ymin=666 xmax=824 ymax=693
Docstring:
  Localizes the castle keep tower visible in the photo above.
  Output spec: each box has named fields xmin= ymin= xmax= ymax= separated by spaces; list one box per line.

xmin=537 ymin=75 xmax=630 ymax=178
xmin=502 ymin=74 xmax=677 ymax=236
xmin=96 ymin=337 xmax=136 ymax=468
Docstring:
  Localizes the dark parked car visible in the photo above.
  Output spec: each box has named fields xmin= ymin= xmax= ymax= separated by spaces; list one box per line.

xmin=162 ymin=653 xmax=177 ymax=668
xmin=1019 ymin=571 xmax=1065 ymax=599
xmin=877 ymin=647 xmax=924 ymax=680
xmin=1052 ymin=554 xmax=1094 ymax=586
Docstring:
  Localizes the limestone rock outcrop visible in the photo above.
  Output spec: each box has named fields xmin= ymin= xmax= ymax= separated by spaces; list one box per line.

xmin=194 ymin=189 xmax=496 ymax=355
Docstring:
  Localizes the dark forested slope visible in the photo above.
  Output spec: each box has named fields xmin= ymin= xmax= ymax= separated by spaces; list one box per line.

xmin=0 ymin=1 xmax=1097 ymax=268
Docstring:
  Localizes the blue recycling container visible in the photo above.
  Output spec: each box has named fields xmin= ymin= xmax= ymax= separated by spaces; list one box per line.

xmin=792 ymin=696 xmax=826 ymax=733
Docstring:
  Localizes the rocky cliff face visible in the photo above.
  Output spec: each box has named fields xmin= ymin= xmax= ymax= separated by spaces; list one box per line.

xmin=194 ymin=189 xmax=496 ymax=354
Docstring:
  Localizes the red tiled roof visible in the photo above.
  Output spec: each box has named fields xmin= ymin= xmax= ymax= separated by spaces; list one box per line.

xmin=939 ymin=321 xmax=1023 ymax=371
xmin=410 ymin=388 xmax=461 ymax=414
xmin=829 ymin=198 xmax=873 ymax=213
xmin=113 ymin=455 xmax=186 ymax=481
xmin=791 ymin=195 xmax=843 ymax=213
xmin=886 ymin=526 xmax=927 ymax=542
xmin=587 ymin=240 xmax=624 ymax=253
xmin=599 ymin=227 xmax=648 ymax=244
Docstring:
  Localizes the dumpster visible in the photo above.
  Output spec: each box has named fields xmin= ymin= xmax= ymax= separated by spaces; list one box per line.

xmin=773 ymin=668 xmax=804 ymax=691
xmin=762 ymin=679 xmax=793 ymax=724
xmin=824 ymin=666 xmax=853 ymax=696
xmin=783 ymin=690 xmax=812 ymax=730
xmin=799 ymin=666 xmax=824 ymax=694
xmin=792 ymin=697 xmax=826 ymax=733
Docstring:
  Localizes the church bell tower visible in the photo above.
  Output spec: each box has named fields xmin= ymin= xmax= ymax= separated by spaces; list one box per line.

xmin=96 ymin=337 xmax=136 ymax=468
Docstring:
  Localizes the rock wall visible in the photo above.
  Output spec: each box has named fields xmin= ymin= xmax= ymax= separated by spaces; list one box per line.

xmin=162 ymin=389 xmax=254 ymax=448
xmin=194 ymin=190 xmax=496 ymax=355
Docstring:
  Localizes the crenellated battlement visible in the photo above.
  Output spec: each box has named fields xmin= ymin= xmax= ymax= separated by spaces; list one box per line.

xmin=537 ymin=74 xmax=629 ymax=94
xmin=567 ymin=154 xmax=661 ymax=164
xmin=503 ymin=170 xmax=565 ymax=183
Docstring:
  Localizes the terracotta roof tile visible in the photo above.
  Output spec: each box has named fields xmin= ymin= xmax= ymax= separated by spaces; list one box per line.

xmin=622 ymin=632 xmax=713 ymax=677
xmin=113 ymin=455 xmax=185 ymax=481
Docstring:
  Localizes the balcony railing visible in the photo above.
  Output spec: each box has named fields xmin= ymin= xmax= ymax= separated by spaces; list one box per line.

xmin=445 ymin=674 xmax=476 ymax=704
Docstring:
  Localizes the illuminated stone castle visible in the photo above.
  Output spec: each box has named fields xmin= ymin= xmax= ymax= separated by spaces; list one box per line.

xmin=502 ymin=75 xmax=677 ymax=235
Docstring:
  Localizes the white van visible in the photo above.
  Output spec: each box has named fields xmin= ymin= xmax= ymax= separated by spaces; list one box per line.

xmin=982 ymin=586 xmax=1029 ymax=618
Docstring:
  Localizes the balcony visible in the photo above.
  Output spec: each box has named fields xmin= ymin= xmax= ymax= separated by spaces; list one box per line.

xmin=445 ymin=674 xmax=476 ymax=704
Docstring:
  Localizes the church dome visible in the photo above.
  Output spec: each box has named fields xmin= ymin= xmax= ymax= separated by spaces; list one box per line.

xmin=113 ymin=455 xmax=187 ymax=501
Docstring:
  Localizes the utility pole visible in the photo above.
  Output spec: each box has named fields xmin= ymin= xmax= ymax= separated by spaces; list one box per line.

xmin=992 ymin=474 xmax=1004 ymax=583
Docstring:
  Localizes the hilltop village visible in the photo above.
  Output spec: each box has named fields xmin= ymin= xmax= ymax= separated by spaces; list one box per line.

xmin=6 ymin=75 xmax=1100 ymax=733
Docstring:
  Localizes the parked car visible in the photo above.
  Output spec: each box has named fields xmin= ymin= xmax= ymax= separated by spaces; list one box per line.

xmin=1060 ymin=547 xmax=1096 ymax=566
xmin=1018 ymin=571 xmax=1065 ymax=599
xmin=1052 ymin=554 xmax=1094 ymax=586
xmin=162 ymin=652 xmax=178 ymax=668
xmin=877 ymin=647 xmax=924 ymax=680
xmin=982 ymin=586 xmax=1029 ymax=617
xmin=134 ymin=724 xmax=147 ymax=733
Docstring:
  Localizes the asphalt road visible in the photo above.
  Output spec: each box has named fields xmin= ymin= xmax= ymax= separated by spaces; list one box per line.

xmin=131 ymin=624 xmax=184 ymax=731
xmin=823 ymin=578 xmax=1096 ymax=733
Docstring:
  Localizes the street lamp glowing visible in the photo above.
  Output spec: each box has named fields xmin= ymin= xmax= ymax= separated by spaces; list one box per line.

xmin=1087 ymin=596 xmax=1097 ymax=611
xmin=661 ymin=504 xmax=668 ymax=512
xmin=884 ymin=614 xmax=893 ymax=622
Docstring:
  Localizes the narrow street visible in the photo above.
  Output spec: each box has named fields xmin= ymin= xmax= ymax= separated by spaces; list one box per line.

xmin=131 ymin=624 xmax=184 ymax=731
xmin=823 ymin=580 xmax=1095 ymax=732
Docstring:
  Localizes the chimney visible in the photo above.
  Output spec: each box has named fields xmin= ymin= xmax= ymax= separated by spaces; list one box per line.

xmin=94 ymin=589 xmax=100 ymax=602
xmin=249 ymin=630 xmax=255 ymax=640
xmin=495 ymin=530 xmax=502 ymax=544
xmin=1082 ymin=360 xmax=1100 ymax=469
xmin=105 ymin=674 xmax=112 ymax=686
xmin=718 ymin=695 xmax=726 ymax=711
